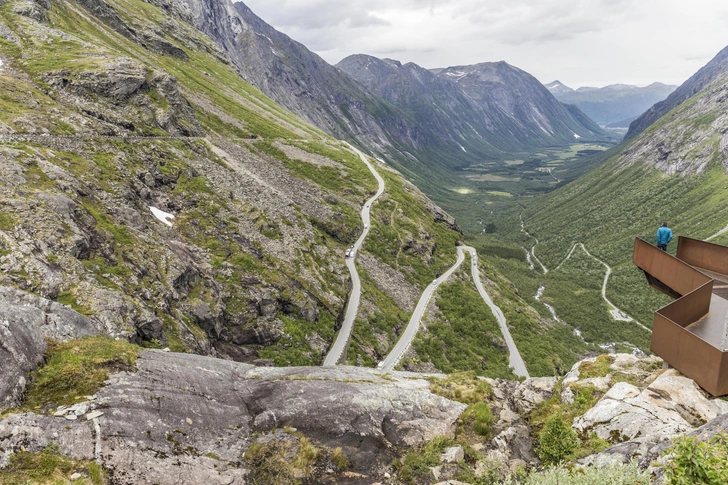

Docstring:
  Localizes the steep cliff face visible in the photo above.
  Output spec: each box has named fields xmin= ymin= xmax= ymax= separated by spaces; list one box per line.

xmin=434 ymin=62 xmax=605 ymax=145
xmin=626 ymin=45 xmax=728 ymax=140
xmin=145 ymin=0 xmax=413 ymax=155
xmin=616 ymin=45 xmax=728 ymax=176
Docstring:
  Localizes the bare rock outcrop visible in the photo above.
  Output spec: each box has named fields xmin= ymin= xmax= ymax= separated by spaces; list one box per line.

xmin=0 ymin=286 xmax=98 ymax=411
xmin=0 ymin=350 xmax=466 ymax=484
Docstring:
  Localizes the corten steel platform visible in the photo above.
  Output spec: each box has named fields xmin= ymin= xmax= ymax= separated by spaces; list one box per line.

xmin=634 ymin=236 xmax=728 ymax=396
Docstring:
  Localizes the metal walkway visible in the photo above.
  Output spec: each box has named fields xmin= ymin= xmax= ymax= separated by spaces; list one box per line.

xmin=633 ymin=236 xmax=728 ymax=396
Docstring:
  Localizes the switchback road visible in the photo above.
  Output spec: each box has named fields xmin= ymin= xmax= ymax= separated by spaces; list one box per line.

xmin=323 ymin=145 xmax=385 ymax=366
xmin=380 ymin=246 xmax=529 ymax=378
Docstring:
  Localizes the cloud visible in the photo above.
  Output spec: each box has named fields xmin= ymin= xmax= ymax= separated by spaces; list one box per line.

xmin=443 ymin=0 xmax=632 ymax=45
xmin=240 ymin=0 xmax=728 ymax=87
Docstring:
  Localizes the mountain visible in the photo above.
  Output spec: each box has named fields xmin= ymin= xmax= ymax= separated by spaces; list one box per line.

xmin=433 ymin=62 xmax=604 ymax=144
xmin=544 ymin=80 xmax=574 ymax=96
xmin=546 ymin=80 xmax=677 ymax=127
xmin=141 ymin=0 xmax=609 ymax=193
xmin=0 ymin=0 xmax=476 ymax=372
xmin=494 ymin=44 xmax=728 ymax=352
xmin=1 ymin=0 xmax=727 ymax=482
xmin=338 ymin=57 xmax=604 ymax=157
xmin=335 ymin=55 xmax=504 ymax=162
xmin=626 ymin=45 xmax=728 ymax=140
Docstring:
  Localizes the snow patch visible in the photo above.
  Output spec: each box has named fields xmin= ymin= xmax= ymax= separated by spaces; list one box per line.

xmin=459 ymin=144 xmax=466 ymax=152
xmin=255 ymin=33 xmax=274 ymax=44
xmin=150 ymin=206 xmax=174 ymax=226
xmin=573 ymin=133 xmax=581 ymax=139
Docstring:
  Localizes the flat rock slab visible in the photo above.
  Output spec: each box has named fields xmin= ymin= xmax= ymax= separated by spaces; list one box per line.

xmin=0 ymin=350 xmax=466 ymax=484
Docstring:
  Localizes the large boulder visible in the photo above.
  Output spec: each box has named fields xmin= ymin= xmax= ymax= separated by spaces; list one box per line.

xmin=574 ymin=370 xmax=728 ymax=445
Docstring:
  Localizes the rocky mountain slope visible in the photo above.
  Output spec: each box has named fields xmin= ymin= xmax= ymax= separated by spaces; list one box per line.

xmin=142 ymin=0 xmax=610 ymax=193
xmin=0 ymin=0 xmax=471 ymax=372
xmin=431 ymin=62 xmax=604 ymax=145
xmin=4 ymin=330 xmax=727 ymax=483
xmin=338 ymin=56 xmax=605 ymax=162
xmin=626 ymin=45 xmax=728 ymax=139
xmin=545 ymin=81 xmax=677 ymax=127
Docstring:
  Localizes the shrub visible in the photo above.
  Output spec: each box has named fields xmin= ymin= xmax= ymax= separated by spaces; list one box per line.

xmin=462 ymin=402 xmax=494 ymax=437
xmin=664 ymin=434 xmax=728 ymax=485
xmin=429 ymin=371 xmax=493 ymax=404
xmin=2 ymin=443 xmax=105 ymax=485
xmin=537 ymin=416 xmax=578 ymax=464
xmin=331 ymin=447 xmax=348 ymax=470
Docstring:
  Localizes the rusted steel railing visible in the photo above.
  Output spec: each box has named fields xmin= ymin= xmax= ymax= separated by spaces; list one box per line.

xmin=634 ymin=236 xmax=728 ymax=396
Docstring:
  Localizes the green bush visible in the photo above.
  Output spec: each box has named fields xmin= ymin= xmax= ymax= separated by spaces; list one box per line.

xmin=395 ymin=436 xmax=458 ymax=484
xmin=21 ymin=336 xmax=139 ymax=410
xmin=664 ymin=434 xmax=728 ymax=485
xmin=2 ymin=443 xmax=105 ymax=485
xmin=537 ymin=416 xmax=579 ymax=464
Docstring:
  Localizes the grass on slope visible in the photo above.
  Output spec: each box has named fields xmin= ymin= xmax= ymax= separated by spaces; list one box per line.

xmin=20 ymin=336 xmax=139 ymax=412
xmin=477 ymin=143 xmax=728 ymax=357
xmin=1 ymin=444 xmax=105 ymax=485
xmin=363 ymin=167 xmax=461 ymax=288
xmin=408 ymin=262 xmax=515 ymax=379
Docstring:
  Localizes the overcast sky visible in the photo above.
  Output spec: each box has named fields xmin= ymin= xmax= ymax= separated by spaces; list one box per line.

xmin=241 ymin=0 xmax=728 ymax=89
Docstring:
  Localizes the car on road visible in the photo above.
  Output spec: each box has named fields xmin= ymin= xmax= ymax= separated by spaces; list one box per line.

xmin=345 ymin=249 xmax=352 ymax=258
xmin=364 ymin=224 xmax=368 ymax=228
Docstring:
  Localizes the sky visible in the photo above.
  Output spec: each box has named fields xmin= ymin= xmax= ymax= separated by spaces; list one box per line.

xmin=241 ymin=0 xmax=728 ymax=89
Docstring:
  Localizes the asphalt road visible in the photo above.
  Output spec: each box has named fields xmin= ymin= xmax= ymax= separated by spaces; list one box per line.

xmin=322 ymin=145 xmax=385 ymax=366
xmin=462 ymin=245 xmax=529 ymax=378
xmin=380 ymin=246 xmax=530 ymax=378
xmin=379 ymin=247 xmax=467 ymax=371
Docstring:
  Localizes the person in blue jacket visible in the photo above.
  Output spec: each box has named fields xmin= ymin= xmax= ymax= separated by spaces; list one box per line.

xmin=656 ymin=221 xmax=673 ymax=251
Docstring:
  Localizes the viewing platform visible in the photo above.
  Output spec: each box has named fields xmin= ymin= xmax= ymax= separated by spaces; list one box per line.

xmin=633 ymin=236 xmax=728 ymax=396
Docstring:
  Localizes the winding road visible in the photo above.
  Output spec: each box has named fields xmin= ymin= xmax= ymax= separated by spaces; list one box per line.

xmin=465 ymin=246 xmax=529 ymax=378
xmin=378 ymin=247 xmax=467 ymax=371
xmin=379 ymin=246 xmax=529 ymax=378
xmin=322 ymin=145 xmax=385 ymax=366
xmin=520 ymin=215 xmax=548 ymax=274
xmin=520 ymin=215 xmax=650 ymax=332
xmin=323 ymin=148 xmax=528 ymax=377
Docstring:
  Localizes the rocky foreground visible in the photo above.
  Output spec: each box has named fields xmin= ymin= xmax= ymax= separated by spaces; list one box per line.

xmin=2 ymin=282 xmax=728 ymax=484
xmin=3 ymin=318 xmax=728 ymax=484
xmin=1 ymin=350 xmax=467 ymax=484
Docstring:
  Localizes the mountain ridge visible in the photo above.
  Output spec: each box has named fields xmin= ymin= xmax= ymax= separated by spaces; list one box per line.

xmin=626 ymin=45 xmax=728 ymax=139
xmin=546 ymin=80 xmax=677 ymax=126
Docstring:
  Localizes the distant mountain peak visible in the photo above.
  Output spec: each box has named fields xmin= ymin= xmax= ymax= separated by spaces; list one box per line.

xmin=547 ymin=81 xmax=677 ymax=126
xmin=545 ymin=80 xmax=574 ymax=95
